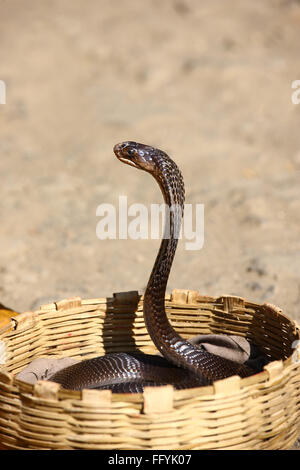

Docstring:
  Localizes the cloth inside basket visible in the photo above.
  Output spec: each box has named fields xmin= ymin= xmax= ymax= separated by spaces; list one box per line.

xmin=187 ymin=334 xmax=270 ymax=371
xmin=16 ymin=334 xmax=270 ymax=385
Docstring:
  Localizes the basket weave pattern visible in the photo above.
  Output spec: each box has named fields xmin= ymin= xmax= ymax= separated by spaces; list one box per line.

xmin=0 ymin=289 xmax=300 ymax=450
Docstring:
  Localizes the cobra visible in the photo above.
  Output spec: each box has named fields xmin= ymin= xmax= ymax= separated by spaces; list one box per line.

xmin=50 ymin=142 xmax=254 ymax=392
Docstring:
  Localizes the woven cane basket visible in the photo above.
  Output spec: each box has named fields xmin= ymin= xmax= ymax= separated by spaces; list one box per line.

xmin=0 ymin=289 xmax=300 ymax=450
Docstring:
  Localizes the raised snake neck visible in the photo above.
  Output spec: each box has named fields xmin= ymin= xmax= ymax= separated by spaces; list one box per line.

xmin=49 ymin=142 xmax=254 ymax=392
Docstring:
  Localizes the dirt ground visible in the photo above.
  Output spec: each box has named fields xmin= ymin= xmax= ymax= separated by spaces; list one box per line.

xmin=0 ymin=0 xmax=300 ymax=447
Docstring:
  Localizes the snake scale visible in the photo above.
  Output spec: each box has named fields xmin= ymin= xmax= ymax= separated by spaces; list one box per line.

xmin=50 ymin=142 xmax=255 ymax=392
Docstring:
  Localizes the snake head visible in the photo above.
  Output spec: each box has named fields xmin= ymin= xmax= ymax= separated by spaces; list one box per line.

xmin=114 ymin=141 xmax=158 ymax=173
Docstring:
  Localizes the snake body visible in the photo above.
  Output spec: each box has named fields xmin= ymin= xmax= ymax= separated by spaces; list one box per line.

xmin=50 ymin=142 xmax=254 ymax=392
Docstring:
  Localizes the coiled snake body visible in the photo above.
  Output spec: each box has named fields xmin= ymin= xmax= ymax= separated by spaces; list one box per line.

xmin=50 ymin=142 xmax=254 ymax=392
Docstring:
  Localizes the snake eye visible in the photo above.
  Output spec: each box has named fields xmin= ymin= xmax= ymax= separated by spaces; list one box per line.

xmin=127 ymin=148 xmax=135 ymax=157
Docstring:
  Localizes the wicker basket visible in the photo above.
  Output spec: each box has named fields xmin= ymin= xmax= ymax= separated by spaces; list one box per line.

xmin=0 ymin=289 xmax=300 ymax=450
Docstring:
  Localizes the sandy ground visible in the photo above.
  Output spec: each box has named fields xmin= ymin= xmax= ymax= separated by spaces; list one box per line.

xmin=0 ymin=0 xmax=300 ymax=447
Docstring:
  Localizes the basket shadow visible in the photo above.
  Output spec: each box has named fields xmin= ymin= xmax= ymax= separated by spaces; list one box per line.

xmin=102 ymin=291 xmax=143 ymax=355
